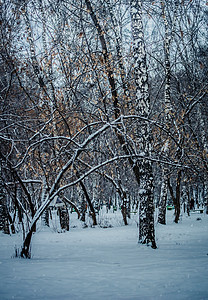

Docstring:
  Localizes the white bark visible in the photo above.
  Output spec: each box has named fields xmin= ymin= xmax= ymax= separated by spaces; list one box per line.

xmin=130 ymin=0 xmax=156 ymax=248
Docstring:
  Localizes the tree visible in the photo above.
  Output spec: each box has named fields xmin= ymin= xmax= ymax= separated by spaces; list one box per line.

xmin=130 ymin=0 xmax=156 ymax=248
xmin=157 ymin=0 xmax=175 ymax=225
xmin=0 ymin=160 xmax=10 ymax=234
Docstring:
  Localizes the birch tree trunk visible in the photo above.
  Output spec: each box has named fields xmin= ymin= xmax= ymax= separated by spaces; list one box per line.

xmin=0 ymin=160 xmax=10 ymax=234
xmin=158 ymin=168 xmax=168 ymax=225
xmin=198 ymin=104 xmax=208 ymax=214
xmin=130 ymin=0 xmax=156 ymax=248
xmin=158 ymin=1 xmax=173 ymax=225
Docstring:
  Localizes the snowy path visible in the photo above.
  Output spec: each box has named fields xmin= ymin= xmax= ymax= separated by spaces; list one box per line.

xmin=0 ymin=211 xmax=208 ymax=300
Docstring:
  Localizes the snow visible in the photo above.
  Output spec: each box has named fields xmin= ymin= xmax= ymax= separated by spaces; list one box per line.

xmin=0 ymin=210 xmax=208 ymax=300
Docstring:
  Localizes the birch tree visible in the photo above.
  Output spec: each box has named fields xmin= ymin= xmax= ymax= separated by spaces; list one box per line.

xmin=157 ymin=1 xmax=177 ymax=225
xmin=130 ymin=0 xmax=156 ymax=248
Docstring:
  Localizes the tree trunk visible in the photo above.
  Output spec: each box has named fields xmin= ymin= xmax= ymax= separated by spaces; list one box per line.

xmin=168 ymin=171 xmax=182 ymax=223
xmin=63 ymin=196 xmax=80 ymax=219
xmin=158 ymin=2 xmax=174 ymax=225
xmin=80 ymin=196 xmax=87 ymax=223
xmin=80 ymin=180 xmax=97 ymax=226
xmin=186 ymin=184 xmax=190 ymax=216
xmin=158 ymin=169 xmax=168 ymax=225
xmin=204 ymin=181 xmax=208 ymax=214
xmin=59 ymin=206 xmax=69 ymax=231
xmin=175 ymin=170 xmax=182 ymax=223
xmin=197 ymin=103 xmax=208 ymax=213
xmin=76 ymin=168 xmax=97 ymax=226
xmin=121 ymin=202 xmax=128 ymax=226
xmin=0 ymin=160 xmax=9 ymax=234
xmin=20 ymin=223 xmax=36 ymax=258
xmin=0 ymin=198 xmax=10 ymax=234
xmin=120 ymin=190 xmax=128 ymax=226
xmin=130 ymin=0 xmax=156 ymax=249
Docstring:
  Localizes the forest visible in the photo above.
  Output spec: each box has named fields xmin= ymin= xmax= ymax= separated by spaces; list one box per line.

xmin=0 ymin=0 xmax=208 ymax=260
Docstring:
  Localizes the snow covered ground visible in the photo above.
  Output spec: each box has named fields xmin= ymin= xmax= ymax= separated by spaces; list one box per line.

xmin=0 ymin=210 xmax=208 ymax=300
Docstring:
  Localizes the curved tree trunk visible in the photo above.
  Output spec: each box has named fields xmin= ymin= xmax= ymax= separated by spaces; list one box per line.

xmin=20 ymin=223 xmax=36 ymax=258
xmin=63 ymin=196 xmax=80 ymax=219
xmin=79 ymin=180 xmax=97 ymax=226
